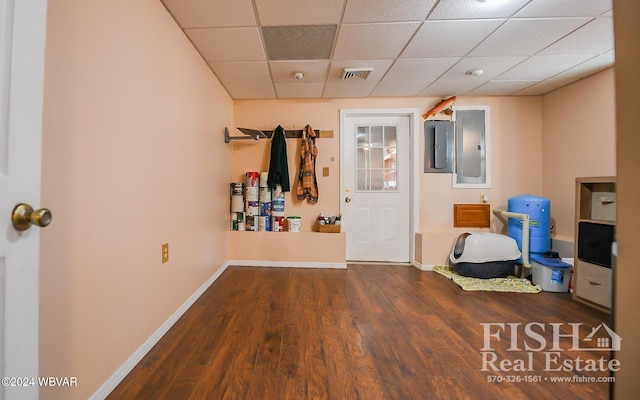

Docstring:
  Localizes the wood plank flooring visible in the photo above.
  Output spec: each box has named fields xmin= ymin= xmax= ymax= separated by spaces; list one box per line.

xmin=108 ymin=265 xmax=613 ymax=399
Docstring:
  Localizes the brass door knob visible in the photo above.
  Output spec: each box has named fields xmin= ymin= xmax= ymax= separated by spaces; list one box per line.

xmin=345 ymin=197 xmax=351 ymax=203
xmin=11 ymin=203 xmax=52 ymax=231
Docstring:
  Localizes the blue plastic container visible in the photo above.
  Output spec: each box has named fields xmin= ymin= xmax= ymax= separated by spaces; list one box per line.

xmin=507 ymin=194 xmax=551 ymax=263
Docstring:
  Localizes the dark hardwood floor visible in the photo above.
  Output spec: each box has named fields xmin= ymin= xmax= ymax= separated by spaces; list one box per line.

xmin=108 ymin=265 xmax=612 ymax=399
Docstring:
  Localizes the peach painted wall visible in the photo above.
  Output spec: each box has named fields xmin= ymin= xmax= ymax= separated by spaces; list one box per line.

xmin=612 ymin=0 xmax=640 ymax=397
xmin=40 ymin=1 xmax=233 ymax=399
xmin=228 ymin=232 xmax=346 ymax=265
xmin=541 ymin=68 xmax=616 ymax=242
xmin=233 ymin=96 xmax=543 ymax=266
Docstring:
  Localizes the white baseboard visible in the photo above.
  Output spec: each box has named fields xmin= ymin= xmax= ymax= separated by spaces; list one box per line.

xmin=89 ymin=262 xmax=231 ymax=400
xmin=412 ymin=261 xmax=434 ymax=271
xmin=228 ymin=259 xmax=347 ymax=269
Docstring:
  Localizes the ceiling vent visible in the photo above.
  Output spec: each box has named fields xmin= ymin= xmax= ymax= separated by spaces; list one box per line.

xmin=341 ymin=67 xmax=374 ymax=80
xmin=262 ymin=25 xmax=337 ymax=60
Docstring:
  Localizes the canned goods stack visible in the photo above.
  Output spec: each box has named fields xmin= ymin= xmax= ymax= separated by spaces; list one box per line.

xmin=230 ymin=182 xmax=245 ymax=231
xmin=272 ymin=184 xmax=285 ymax=232
xmin=231 ymin=172 xmax=285 ymax=232
xmin=245 ymin=172 xmax=260 ymax=231
xmin=259 ymin=172 xmax=271 ymax=231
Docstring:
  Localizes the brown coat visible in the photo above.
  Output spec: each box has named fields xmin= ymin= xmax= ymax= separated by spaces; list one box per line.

xmin=296 ymin=124 xmax=318 ymax=203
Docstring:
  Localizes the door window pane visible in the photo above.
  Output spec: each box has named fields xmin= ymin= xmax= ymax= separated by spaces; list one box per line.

xmin=357 ymin=148 xmax=369 ymax=169
xmin=355 ymin=124 xmax=398 ymax=192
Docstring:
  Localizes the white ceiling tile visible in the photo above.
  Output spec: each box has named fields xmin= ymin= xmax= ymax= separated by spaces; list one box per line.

xmin=209 ymin=62 xmax=271 ymax=84
xmin=553 ymin=51 xmax=615 ymax=79
xmin=418 ymin=78 xmax=487 ymax=97
xmin=333 ymin=22 xmax=421 ymax=59
xmin=370 ymin=79 xmax=426 ymax=97
xmin=538 ymin=17 xmax=614 ymax=56
xmin=469 ymin=18 xmax=592 ymax=56
xmin=440 ymin=56 xmax=528 ymax=80
xmin=343 ymin=0 xmax=438 ymax=23
xmin=185 ymin=27 xmax=265 ymax=61
xmin=162 ymin=0 xmax=256 ymax=28
xmin=384 ymin=58 xmax=460 ymax=83
xmin=495 ymin=55 xmax=593 ymax=81
xmin=323 ymin=81 xmax=379 ymax=98
xmin=255 ymin=0 xmax=344 ymax=26
xmin=402 ymin=20 xmax=504 ymax=58
xmin=327 ymin=59 xmax=394 ymax=82
xmin=274 ymin=83 xmax=326 ymax=98
xmin=224 ymin=83 xmax=276 ymax=99
xmin=419 ymin=55 xmax=527 ymax=95
xmin=372 ymin=58 xmax=459 ymax=96
xmin=269 ymin=61 xmax=330 ymax=83
xmin=467 ymin=80 xmax=538 ymax=96
xmin=514 ymin=78 xmax=579 ymax=95
xmin=516 ymin=0 xmax=612 ymax=18
xmin=429 ymin=0 xmax=531 ymax=20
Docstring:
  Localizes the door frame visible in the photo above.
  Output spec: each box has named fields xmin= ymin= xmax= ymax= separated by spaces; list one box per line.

xmin=340 ymin=108 xmax=420 ymax=266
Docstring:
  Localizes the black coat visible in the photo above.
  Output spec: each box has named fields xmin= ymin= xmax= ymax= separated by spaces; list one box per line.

xmin=267 ymin=125 xmax=290 ymax=192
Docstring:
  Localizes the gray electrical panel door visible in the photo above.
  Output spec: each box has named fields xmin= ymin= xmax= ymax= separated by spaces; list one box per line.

xmin=424 ymin=120 xmax=454 ymax=173
xmin=455 ymin=109 xmax=486 ymax=184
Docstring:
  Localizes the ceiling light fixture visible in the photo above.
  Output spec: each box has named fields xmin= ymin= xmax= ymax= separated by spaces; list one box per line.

xmin=466 ymin=69 xmax=484 ymax=76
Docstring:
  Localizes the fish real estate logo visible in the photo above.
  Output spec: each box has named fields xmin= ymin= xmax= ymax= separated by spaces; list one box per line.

xmin=480 ymin=322 xmax=622 ymax=373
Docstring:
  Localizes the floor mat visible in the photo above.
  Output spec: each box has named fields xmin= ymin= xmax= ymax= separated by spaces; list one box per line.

xmin=433 ymin=265 xmax=542 ymax=293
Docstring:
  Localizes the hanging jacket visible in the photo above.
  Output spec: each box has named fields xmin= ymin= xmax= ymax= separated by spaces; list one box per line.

xmin=267 ymin=125 xmax=290 ymax=192
xmin=296 ymin=124 xmax=318 ymax=203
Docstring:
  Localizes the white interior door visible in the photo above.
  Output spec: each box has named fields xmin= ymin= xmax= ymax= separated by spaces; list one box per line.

xmin=0 ymin=1 xmax=48 ymax=399
xmin=341 ymin=113 xmax=411 ymax=262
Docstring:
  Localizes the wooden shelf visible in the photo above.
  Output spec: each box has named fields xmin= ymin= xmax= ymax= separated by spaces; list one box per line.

xmin=577 ymin=218 xmax=615 ymax=226
xmin=573 ymin=176 xmax=616 ymax=312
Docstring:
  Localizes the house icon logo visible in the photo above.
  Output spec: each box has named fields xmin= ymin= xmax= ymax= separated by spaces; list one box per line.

xmin=581 ymin=323 xmax=622 ymax=351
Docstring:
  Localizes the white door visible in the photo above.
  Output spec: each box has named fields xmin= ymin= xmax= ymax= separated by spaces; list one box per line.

xmin=0 ymin=1 xmax=48 ymax=399
xmin=341 ymin=113 xmax=411 ymax=262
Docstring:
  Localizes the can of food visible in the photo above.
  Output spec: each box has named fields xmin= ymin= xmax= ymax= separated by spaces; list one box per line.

xmin=230 ymin=182 xmax=244 ymax=196
xmin=260 ymin=201 xmax=271 ymax=216
xmin=246 ymin=215 xmax=257 ymax=231
xmin=245 ymin=186 xmax=259 ymax=202
xmin=258 ymin=216 xmax=267 ymax=231
xmin=230 ymin=195 xmax=244 ymax=212
xmin=246 ymin=171 xmax=259 ymax=187
xmin=259 ymin=171 xmax=269 ymax=188
xmin=272 ymin=197 xmax=285 ymax=216
xmin=245 ymin=201 xmax=259 ymax=216
xmin=272 ymin=216 xmax=285 ymax=232
xmin=259 ymin=187 xmax=271 ymax=202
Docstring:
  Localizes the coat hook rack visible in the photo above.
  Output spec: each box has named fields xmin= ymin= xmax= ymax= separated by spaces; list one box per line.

xmin=224 ymin=127 xmax=268 ymax=143
xmin=225 ymin=127 xmax=333 ymax=143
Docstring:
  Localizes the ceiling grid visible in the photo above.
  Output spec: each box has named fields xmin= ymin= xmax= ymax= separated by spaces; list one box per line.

xmin=161 ymin=0 xmax=615 ymax=99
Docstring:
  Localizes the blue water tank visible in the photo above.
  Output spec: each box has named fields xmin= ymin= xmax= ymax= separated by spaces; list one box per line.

xmin=507 ymin=194 xmax=551 ymax=263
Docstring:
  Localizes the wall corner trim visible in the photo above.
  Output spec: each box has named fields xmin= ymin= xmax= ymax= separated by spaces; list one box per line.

xmin=90 ymin=262 xmax=231 ymax=400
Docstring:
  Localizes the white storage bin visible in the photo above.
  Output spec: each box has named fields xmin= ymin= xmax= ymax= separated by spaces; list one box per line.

xmin=531 ymin=255 xmax=572 ymax=292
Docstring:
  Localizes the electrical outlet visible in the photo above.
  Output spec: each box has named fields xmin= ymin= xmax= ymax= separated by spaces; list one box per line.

xmin=322 ymin=167 xmax=329 ymax=177
xmin=162 ymin=243 xmax=169 ymax=263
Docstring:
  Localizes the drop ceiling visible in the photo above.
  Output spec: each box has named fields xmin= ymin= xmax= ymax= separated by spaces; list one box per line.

xmin=160 ymin=0 xmax=614 ymax=99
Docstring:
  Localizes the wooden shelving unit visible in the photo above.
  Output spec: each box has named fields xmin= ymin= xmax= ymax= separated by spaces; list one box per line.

xmin=573 ymin=176 xmax=616 ymax=312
